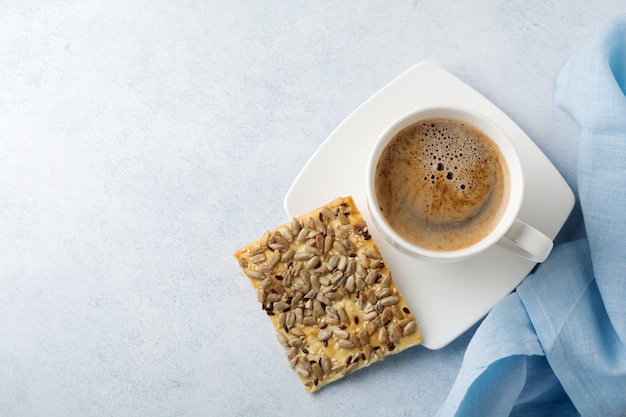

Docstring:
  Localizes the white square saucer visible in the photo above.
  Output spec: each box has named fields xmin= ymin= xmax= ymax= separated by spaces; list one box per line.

xmin=284 ymin=61 xmax=574 ymax=349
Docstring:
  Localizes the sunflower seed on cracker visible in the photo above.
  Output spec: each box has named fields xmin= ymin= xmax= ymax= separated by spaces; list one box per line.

xmin=234 ymin=196 xmax=422 ymax=392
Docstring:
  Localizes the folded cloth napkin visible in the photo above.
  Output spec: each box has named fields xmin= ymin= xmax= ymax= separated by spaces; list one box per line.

xmin=437 ymin=14 xmax=626 ymax=417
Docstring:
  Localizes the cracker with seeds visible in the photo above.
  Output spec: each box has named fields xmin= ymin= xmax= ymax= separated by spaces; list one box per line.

xmin=234 ymin=196 xmax=422 ymax=392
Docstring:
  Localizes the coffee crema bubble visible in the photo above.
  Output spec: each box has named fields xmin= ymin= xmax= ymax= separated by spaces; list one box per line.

xmin=374 ymin=117 xmax=509 ymax=251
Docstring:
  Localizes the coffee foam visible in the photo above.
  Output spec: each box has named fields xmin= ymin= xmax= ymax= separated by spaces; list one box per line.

xmin=374 ymin=117 xmax=508 ymax=251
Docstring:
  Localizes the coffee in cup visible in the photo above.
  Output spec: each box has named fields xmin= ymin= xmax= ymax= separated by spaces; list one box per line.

xmin=366 ymin=105 xmax=553 ymax=263
xmin=374 ymin=117 xmax=509 ymax=251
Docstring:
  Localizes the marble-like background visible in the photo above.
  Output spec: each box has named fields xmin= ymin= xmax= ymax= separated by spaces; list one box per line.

xmin=1 ymin=1 xmax=623 ymax=416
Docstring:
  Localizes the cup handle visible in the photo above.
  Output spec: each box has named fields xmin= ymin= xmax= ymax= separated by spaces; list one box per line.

xmin=497 ymin=219 xmax=554 ymax=263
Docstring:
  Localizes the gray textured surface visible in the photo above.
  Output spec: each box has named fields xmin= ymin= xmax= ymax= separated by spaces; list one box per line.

xmin=1 ymin=1 xmax=622 ymax=416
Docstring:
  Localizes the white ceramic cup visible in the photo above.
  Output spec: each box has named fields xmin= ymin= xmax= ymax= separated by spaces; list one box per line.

xmin=365 ymin=105 xmax=553 ymax=263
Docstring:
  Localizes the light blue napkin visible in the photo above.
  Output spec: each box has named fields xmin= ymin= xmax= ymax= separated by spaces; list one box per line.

xmin=437 ymin=14 xmax=626 ymax=417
